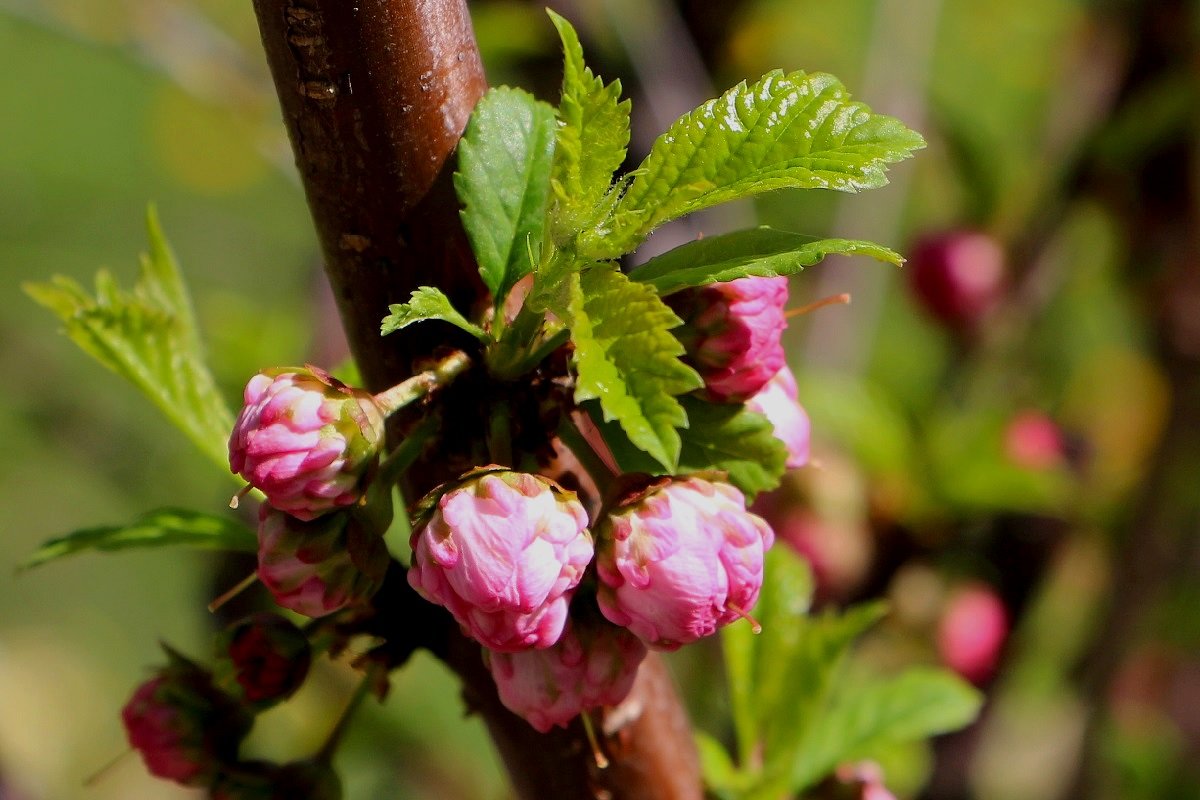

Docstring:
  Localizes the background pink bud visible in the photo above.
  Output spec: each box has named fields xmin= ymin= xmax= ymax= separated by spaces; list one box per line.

xmin=257 ymin=504 xmax=389 ymax=618
xmin=937 ymin=583 xmax=1009 ymax=684
xmin=596 ymin=477 xmax=775 ymax=650
xmin=488 ymin=620 xmax=647 ymax=732
xmin=1004 ymin=410 xmax=1066 ymax=470
xmin=229 ymin=367 xmax=385 ymax=521
xmin=121 ymin=651 xmax=252 ymax=786
xmin=907 ymin=229 xmax=1006 ymax=331
xmin=408 ymin=471 xmax=593 ymax=652
xmin=669 ymin=276 xmax=788 ymax=402
xmin=747 ymin=365 xmax=811 ymax=468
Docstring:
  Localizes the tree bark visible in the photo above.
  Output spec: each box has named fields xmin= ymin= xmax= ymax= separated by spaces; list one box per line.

xmin=250 ymin=1 xmax=704 ymax=797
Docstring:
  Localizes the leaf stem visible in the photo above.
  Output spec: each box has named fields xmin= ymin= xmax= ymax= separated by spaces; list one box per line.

xmin=372 ymin=349 xmax=472 ymax=416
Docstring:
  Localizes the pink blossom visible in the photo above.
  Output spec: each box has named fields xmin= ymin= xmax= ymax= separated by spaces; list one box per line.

xmin=257 ymin=504 xmax=389 ymax=618
xmin=408 ymin=471 xmax=594 ymax=652
xmin=488 ymin=620 xmax=647 ymax=732
xmin=747 ymin=365 xmax=810 ymax=468
xmin=669 ymin=276 xmax=788 ymax=402
xmin=908 ymin=230 xmax=1006 ymax=330
xmin=937 ymin=583 xmax=1009 ymax=684
xmin=230 ymin=367 xmax=385 ymax=521
xmin=1004 ymin=411 xmax=1065 ymax=470
xmin=596 ymin=477 xmax=774 ymax=650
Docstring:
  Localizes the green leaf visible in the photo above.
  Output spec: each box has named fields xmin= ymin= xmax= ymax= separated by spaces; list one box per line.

xmin=583 ymin=395 xmax=786 ymax=499
xmin=632 ymin=226 xmax=902 ymax=296
xmin=695 ymin=731 xmax=755 ymax=798
xmin=23 ymin=206 xmax=235 ymax=471
xmin=674 ymin=397 xmax=788 ymax=497
xmin=567 ymin=265 xmax=703 ymax=470
xmin=585 ymin=71 xmax=925 ymax=258
xmin=18 ymin=507 xmax=257 ymax=571
xmin=546 ymin=10 xmax=631 ymax=242
xmin=788 ymin=668 xmax=983 ymax=791
xmin=455 ymin=86 xmax=557 ymax=304
xmin=381 ymin=286 xmax=490 ymax=342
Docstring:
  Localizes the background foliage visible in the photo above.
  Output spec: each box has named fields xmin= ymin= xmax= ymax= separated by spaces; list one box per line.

xmin=2 ymin=0 xmax=1197 ymax=798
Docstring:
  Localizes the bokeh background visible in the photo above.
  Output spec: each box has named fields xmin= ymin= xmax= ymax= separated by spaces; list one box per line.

xmin=2 ymin=0 xmax=1198 ymax=798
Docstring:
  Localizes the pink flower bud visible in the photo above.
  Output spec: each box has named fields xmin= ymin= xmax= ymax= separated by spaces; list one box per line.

xmin=408 ymin=471 xmax=593 ymax=652
xmin=488 ymin=620 xmax=647 ymax=732
xmin=595 ymin=477 xmax=775 ymax=650
xmin=937 ymin=583 xmax=1009 ymax=684
xmin=908 ymin=230 xmax=1005 ymax=331
xmin=121 ymin=650 xmax=252 ymax=786
xmin=230 ymin=367 xmax=385 ymax=521
xmin=747 ymin=365 xmax=810 ymax=468
xmin=669 ymin=276 xmax=788 ymax=402
xmin=257 ymin=504 xmax=389 ymax=618
xmin=220 ymin=613 xmax=312 ymax=706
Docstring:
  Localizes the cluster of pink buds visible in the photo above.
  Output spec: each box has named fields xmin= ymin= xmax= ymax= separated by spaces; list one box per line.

xmin=407 ymin=468 xmax=774 ymax=730
xmin=229 ymin=366 xmax=395 ymax=617
xmin=669 ymin=276 xmax=810 ymax=467
xmin=122 ymin=630 xmax=342 ymax=797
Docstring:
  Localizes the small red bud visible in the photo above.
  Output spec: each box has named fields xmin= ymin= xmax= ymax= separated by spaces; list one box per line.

xmin=221 ymin=613 xmax=312 ymax=706
xmin=120 ymin=648 xmax=252 ymax=786
xmin=907 ymin=230 xmax=1005 ymax=331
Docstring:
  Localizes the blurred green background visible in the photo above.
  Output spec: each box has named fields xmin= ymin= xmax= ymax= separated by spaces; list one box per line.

xmin=2 ymin=0 xmax=1197 ymax=798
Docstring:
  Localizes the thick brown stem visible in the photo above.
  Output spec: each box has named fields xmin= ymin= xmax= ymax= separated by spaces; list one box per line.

xmin=250 ymin=1 xmax=703 ymax=796
xmin=252 ymin=0 xmax=488 ymax=390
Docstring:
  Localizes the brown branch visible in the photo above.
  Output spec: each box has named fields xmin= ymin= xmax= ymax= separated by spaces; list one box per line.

xmin=250 ymin=1 xmax=703 ymax=797
xmin=251 ymin=0 xmax=487 ymax=391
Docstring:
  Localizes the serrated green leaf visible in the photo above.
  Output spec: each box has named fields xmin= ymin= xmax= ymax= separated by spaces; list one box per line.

xmin=381 ymin=286 xmax=490 ymax=342
xmin=788 ymin=668 xmax=983 ymax=791
xmin=632 ymin=226 xmax=902 ymax=296
xmin=455 ymin=86 xmax=556 ymax=305
xmin=584 ymin=71 xmax=925 ymax=258
xmin=23 ymin=206 xmax=235 ymax=471
xmin=546 ymin=10 xmax=631 ymax=241
xmin=18 ymin=507 xmax=257 ymax=571
xmin=567 ymin=266 xmax=703 ymax=470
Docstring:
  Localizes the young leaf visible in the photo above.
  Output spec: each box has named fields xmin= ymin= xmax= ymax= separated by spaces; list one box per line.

xmin=588 ymin=396 xmax=787 ymax=498
xmin=788 ymin=668 xmax=983 ymax=791
xmin=567 ymin=265 xmax=703 ymax=470
xmin=18 ymin=507 xmax=257 ymax=571
xmin=381 ymin=286 xmax=491 ymax=342
xmin=584 ymin=71 xmax=926 ymax=259
xmin=632 ymin=227 xmax=903 ymax=296
xmin=677 ymin=397 xmax=788 ymax=497
xmin=546 ymin=10 xmax=631 ymax=241
xmin=455 ymin=86 xmax=556 ymax=305
xmin=23 ymin=207 xmax=235 ymax=472
xmin=722 ymin=547 xmax=816 ymax=770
